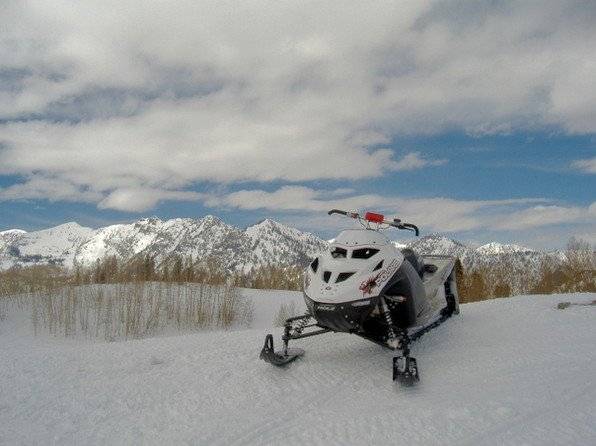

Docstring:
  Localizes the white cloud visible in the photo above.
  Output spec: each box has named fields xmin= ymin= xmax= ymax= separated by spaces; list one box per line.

xmin=571 ymin=157 xmax=596 ymax=174
xmin=205 ymin=185 xmax=565 ymax=233
xmin=0 ymin=1 xmax=595 ymax=212
xmin=391 ymin=152 xmax=447 ymax=171
xmin=97 ymin=188 xmax=203 ymax=212
xmin=0 ymin=176 xmax=102 ymax=203
xmin=492 ymin=204 xmax=595 ymax=230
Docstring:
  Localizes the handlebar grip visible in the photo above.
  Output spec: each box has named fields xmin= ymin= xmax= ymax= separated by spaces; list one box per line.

xmin=402 ymin=223 xmax=420 ymax=236
xmin=328 ymin=209 xmax=348 ymax=216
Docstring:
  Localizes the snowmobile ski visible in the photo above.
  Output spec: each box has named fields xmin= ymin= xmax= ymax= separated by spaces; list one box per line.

xmin=260 ymin=334 xmax=304 ymax=366
xmin=393 ymin=356 xmax=419 ymax=385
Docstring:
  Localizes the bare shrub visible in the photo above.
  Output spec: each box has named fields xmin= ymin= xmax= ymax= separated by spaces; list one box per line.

xmin=561 ymin=237 xmax=596 ymax=292
xmin=531 ymin=259 xmax=565 ymax=294
xmin=227 ymin=264 xmax=305 ymax=290
xmin=30 ymin=282 xmax=253 ymax=340
xmin=273 ymin=301 xmax=300 ymax=326
xmin=0 ymin=265 xmax=69 ymax=296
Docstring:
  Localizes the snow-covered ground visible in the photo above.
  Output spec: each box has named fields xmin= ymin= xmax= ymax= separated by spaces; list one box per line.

xmin=1 ymin=291 xmax=595 ymax=445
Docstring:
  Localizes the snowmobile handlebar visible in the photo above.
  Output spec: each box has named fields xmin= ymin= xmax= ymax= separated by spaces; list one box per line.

xmin=327 ymin=209 xmax=420 ymax=236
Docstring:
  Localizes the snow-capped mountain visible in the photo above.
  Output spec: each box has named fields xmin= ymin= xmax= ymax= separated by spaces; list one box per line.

xmin=246 ymin=219 xmax=327 ymax=267
xmin=406 ymin=234 xmax=552 ymax=267
xmin=1 ymin=219 xmax=565 ymax=291
xmin=0 ymin=223 xmax=95 ymax=269
xmin=0 ymin=216 xmax=328 ymax=272
xmin=409 ymin=234 xmax=472 ymax=260
xmin=75 ymin=216 xmax=253 ymax=270
xmin=407 ymin=233 xmax=552 ymax=260
xmin=403 ymin=234 xmax=564 ymax=293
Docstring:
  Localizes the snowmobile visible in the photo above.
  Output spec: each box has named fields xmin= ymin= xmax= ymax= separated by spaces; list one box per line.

xmin=260 ymin=209 xmax=460 ymax=385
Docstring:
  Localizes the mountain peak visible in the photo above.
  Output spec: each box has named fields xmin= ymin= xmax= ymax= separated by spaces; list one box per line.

xmin=41 ymin=222 xmax=94 ymax=234
xmin=136 ymin=217 xmax=162 ymax=225
xmin=246 ymin=218 xmax=286 ymax=233
xmin=476 ymin=242 xmax=534 ymax=255
xmin=253 ymin=218 xmax=280 ymax=228
xmin=420 ymin=233 xmax=466 ymax=245
xmin=201 ymin=215 xmax=224 ymax=224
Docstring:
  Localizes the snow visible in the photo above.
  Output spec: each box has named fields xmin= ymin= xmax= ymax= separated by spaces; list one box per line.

xmin=392 ymin=240 xmax=408 ymax=249
xmin=0 ymin=222 xmax=94 ymax=269
xmin=1 ymin=291 xmax=595 ymax=445
xmin=476 ymin=242 xmax=534 ymax=255
xmin=0 ymin=229 xmax=27 ymax=236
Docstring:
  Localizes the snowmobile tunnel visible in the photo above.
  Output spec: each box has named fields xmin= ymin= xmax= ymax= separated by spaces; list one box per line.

xmin=382 ymin=260 xmax=427 ymax=328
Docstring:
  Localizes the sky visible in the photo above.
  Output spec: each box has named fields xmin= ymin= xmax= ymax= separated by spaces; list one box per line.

xmin=0 ymin=0 xmax=595 ymax=249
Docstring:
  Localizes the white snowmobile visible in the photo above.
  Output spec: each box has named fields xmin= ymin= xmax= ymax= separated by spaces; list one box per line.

xmin=260 ymin=209 xmax=460 ymax=384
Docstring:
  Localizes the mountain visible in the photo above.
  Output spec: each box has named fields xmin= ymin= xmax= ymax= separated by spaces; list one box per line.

xmin=408 ymin=233 xmax=473 ymax=260
xmin=0 ymin=223 xmax=95 ymax=269
xmin=245 ymin=219 xmax=325 ymax=267
xmin=0 ymin=218 xmax=564 ymax=292
xmin=0 ymin=216 xmax=328 ymax=272
xmin=404 ymin=234 xmax=564 ymax=293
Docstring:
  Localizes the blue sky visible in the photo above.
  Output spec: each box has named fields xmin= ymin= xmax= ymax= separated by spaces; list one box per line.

xmin=1 ymin=1 xmax=595 ymax=249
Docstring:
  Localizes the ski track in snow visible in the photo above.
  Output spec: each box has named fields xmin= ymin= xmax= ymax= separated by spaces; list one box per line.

xmin=1 ymin=292 xmax=595 ymax=445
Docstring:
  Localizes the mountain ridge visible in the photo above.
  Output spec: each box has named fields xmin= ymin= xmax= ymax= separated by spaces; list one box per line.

xmin=1 ymin=217 xmax=565 ymax=293
xmin=0 ymin=216 xmax=328 ymax=273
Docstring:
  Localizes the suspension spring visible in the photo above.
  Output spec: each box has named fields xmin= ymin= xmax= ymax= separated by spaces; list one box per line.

xmin=282 ymin=314 xmax=311 ymax=356
xmin=294 ymin=314 xmax=312 ymax=336
xmin=380 ymin=297 xmax=399 ymax=349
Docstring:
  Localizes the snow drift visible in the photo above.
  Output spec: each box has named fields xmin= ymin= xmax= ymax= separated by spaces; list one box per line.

xmin=1 ymin=291 xmax=595 ymax=445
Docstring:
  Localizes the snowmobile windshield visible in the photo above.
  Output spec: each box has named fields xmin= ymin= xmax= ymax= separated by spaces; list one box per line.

xmin=352 ymin=248 xmax=379 ymax=259
xmin=330 ymin=247 xmax=347 ymax=258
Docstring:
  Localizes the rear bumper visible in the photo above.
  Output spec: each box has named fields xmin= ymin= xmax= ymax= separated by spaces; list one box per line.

xmin=304 ymin=294 xmax=376 ymax=332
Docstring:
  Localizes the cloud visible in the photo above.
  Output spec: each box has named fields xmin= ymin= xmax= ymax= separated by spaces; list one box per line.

xmin=0 ymin=176 xmax=102 ymax=203
xmin=391 ymin=152 xmax=447 ymax=171
xmin=492 ymin=204 xmax=595 ymax=230
xmin=571 ymin=157 xmax=596 ymax=174
xmin=0 ymin=1 xmax=595 ymax=212
xmin=97 ymin=188 xmax=203 ymax=212
xmin=205 ymin=185 xmax=565 ymax=233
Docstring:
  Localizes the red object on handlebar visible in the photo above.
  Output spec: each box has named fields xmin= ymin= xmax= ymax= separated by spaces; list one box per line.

xmin=364 ymin=212 xmax=384 ymax=223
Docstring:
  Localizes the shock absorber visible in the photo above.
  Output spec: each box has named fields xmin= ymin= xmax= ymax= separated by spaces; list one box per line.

xmin=294 ymin=314 xmax=311 ymax=335
xmin=380 ymin=296 xmax=400 ymax=349
xmin=282 ymin=314 xmax=312 ymax=355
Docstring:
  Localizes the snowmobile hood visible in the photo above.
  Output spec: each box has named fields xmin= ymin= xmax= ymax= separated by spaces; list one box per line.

xmin=304 ymin=228 xmax=404 ymax=305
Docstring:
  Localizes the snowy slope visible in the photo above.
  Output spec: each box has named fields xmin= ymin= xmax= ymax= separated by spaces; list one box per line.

xmin=409 ymin=233 xmax=472 ymax=259
xmin=75 ymin=216 xmax=254 ymax=270
xmin=476 ymin=242 xmax=534 ymax=255
xmin=245 ymin=219 xmax=327 ymax=267
xmin=0 ymin=223 xmax=94 ymax=269
xmin=1 ymin=292 xmax=594 ymax=445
